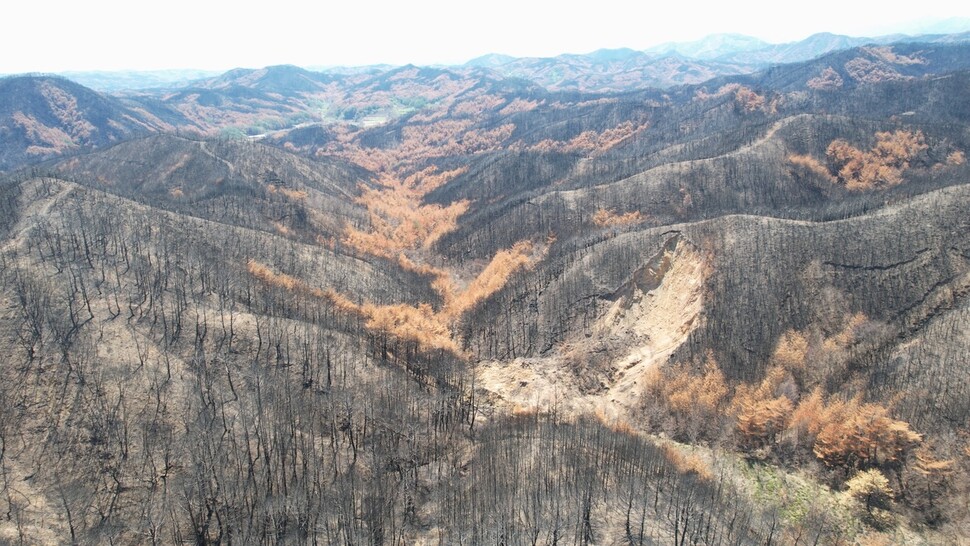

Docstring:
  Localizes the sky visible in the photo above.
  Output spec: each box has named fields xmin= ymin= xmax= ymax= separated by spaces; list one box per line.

xmin=3 ymin=0 xmax=970 ymax=73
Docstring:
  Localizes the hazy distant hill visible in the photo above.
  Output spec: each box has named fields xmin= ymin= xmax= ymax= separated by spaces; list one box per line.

xmin=464 ymin=49 xmax=757 ymax=91
xmin=6 ymin=33 xmax=970 ymax=173
xmin=644 ymin=33 xmax=771 ymax=59
xmin=668 ymin=29 xmax=970 ymax=65
xmin=463 ymin=52 xmax=518 ymax=68
xmin=56 ymin=68 xmax=221 ymax=92
xmin=469 ymin=29 xmax=970 ymax=92
xmin=0 ymin=75 xmax=178 ymax=171
xmin=195 ymin=64 xmax=340 ymax=95
xmin=893 ymin=16 xmax=970 ymax=35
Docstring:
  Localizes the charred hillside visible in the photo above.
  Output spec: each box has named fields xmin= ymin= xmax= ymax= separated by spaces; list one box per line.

xmin=0 ymin=37 xmax=969 ymax=544
xmin=427 ymin=53 xmax=970 ymax=262
xmin=0 ymin=75 xmax=175 ymax=171
xmin=50 ymin=134 xmax=372 ymax=244
xmin=0 ymin=172 xmax=793 ymax=545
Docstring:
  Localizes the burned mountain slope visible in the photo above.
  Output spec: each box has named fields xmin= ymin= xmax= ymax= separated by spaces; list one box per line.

xmin=50 ymin=134 xmax=372 ymax=243
xmin=0 ymin=75 xmax=178 ymax=171
xmin=0 ymin=172 xmax=796 ymax=544
xmin=465 ymin=183 xmax=969 ymax=433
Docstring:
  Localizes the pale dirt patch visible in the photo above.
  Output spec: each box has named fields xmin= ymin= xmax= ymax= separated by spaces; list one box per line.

xmin=0 ymin=459 xmax=69 ymax=546
xmin=477 ymin=236 xmax=708 ymax=422
xmin=0 ymin=179 xmax=73 ymax=255
xmin=593 ymin=237 xmax=707 ymax=419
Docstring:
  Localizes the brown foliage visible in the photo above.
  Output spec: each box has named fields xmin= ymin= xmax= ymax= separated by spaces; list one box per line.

xmin=785 ymin=387 xmax=827 ymax=452
xmin=273 ymin=222 xmax=292 ymax=236
xmin=280 ymin=187 xmax=308 ymax=201
xmin=667 ymin=361 xmax=728 ymax=417
xmin=324 ymin=117 xmax=514 ymax=173
xmin=787 ymin=154 xmax=837 ymax=185
xmin=594 ymin=408 xmax=636 ymax=436
xmin=771 ymin=330 xmax=810 ymax=376
xmin=734 ymin=86 xmax=766 ymax=113
xmin=247 ymin=259 xmax=357 ymax=314
xmin=591 ymin=207 xmax=643 ymax=228
xmin=498 ymin=98 xmax=539 ymax=116
xmin=13 ymin=112 xmax=77 ymax=154
xmin=947 ymin=150 xmax=966 ymax=166
xmin=646 ymin=355 xmax=729 ymax=441
xmin=694 ymin=83 xmax=741 ymax=101
xmin=653 ymin=317 xmax=924 ymax=471
xmin=826 ymin=131 xmax=927 ymax=190
xmin=39 ymin=81 xmax=96 ymax=140
xmin=807 ymin=67 xmax=844 ymax=91
xmin=812 ymin=396 xmax=922 ymax=468
xmin=333 ymin=136 xmax=544 ymax=354
xmin=912 ymin=445 xmax=954 ymax=477
xmin=361 ymin=239 xmax=534 ymax=352
xmin=862 ymin=46 xmax=925 ymax=66
xmin=449 ymin=94 xmax=505 ymax=118
xmin=444 ymin=241 xmax=534 ymax=319
xmin=661 ymin=444 xmax=714 ymax=481
xmin=394 ymin=120 xmax=514 ymax=163
xmin=731 ymin=367 xmax=794 ymax=448
xmin=344 ymin=169 xmax=471 ymax=258
xmin=250 ymin=236 xmax=536 ymax=355
xmin=404 ymin=166 xmax=469 ymax=194
xmin=360 ymin=302 xmax=459 ymax=354
xmin=844 ymin=57 xmax=909 ymax=84
xmin=340 ymin=154 xmax=539 ymax=346
xmin=530 ymin=121 xmax=642 ymax=156
xmin=247 ymin=259 xmax=302 ymax=291
xmin=247 ymin=259 xmax=461 ymax=353
xmin=511 ymin=404 xmax=541 ymax=419
xmin=693 ymin=84 xmax=773 ymax=114
xmin=769 ymin=313 xmax=874 ymax=391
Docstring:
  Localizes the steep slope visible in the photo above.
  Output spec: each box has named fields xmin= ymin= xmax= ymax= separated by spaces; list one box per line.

xmin=1 ymin=36 xmax=970 ymax=544
xmin=471 ymin=184 xmax=969 ymax=435
xmin=0 ymin=169 xmax=796 ymax=545
xmin=0 ymin=174 xmax=453 ymax=542
xmin=426 ymin=71 xmax=969 ymax=269
xmin=51 ymin=134 xmax=371 ymax=242
xmin=0 ymin=75 xmax=174 ymax=171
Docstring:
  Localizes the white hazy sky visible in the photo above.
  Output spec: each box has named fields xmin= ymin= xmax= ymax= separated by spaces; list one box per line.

xmin=3 ymin=0 xmax=969 ymax=73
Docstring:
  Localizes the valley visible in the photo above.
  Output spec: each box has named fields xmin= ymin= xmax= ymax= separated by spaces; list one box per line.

xmin=0 ymin=32 xmax=969 ymax=545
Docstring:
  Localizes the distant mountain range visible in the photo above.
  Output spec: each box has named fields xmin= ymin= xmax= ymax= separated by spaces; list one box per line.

xmin=3 ymin=28 xmax=970 ymax=171
xmin=0 ymin=75 xmax=180 ymax=170
xmin=644 ymin=33 xmax=771 ymax=60
xmin=464 ymin=47 xmax=755 ymax=91
xmin=19 ymin=23 xmax=970 ymax=95
xmin=470 ymin=28 xmax=970 ymax=91
xmin=56 ymin=69 xmax=222 ymax=92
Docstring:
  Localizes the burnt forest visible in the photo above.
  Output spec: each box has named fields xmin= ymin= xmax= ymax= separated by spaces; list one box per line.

xmin=1 ymin=34 xmax=970 ymax=545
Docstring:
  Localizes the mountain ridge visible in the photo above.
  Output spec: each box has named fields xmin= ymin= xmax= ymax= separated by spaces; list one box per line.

xmin=29 ymin=26 xmax=970 ymax=95
xmin=2 ymin=30 xmax=970 ymax=543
